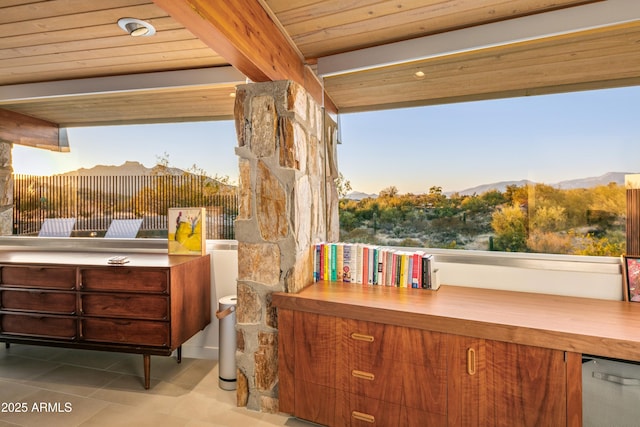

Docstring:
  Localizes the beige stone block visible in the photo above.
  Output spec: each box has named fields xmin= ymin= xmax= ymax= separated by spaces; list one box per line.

xmin=257 ymin=161 xmax=288 ymax=241
xmin=237 ymin=282 xmax=262 ymax=324
xmin=254 ymin=332 xmax=277 ymax=391
xmin=260 ymin=396 xmax=279 ymax=414
xmin=265 ymin=293 xmax=277 ymax=329
xmin=237 ymin=369 xmax=248 ymax=407
xmin=238 ymin=159 xmax=252 ymax=219
xmin=234 ymin=88 xmax=247 ymax=147
xmin=238 ymin=242 xmax=281 ymax=286
xmin=287 ymin=82 xmax=307 ymax=122
xmin=237 ymin=328 xmax=245 ymax=351
xmin=250 ymin=95 xmax=277 ymax=158
xmin=293 ymin=122 xmax=307 ymax=174
xmin=278 ymin=117 xmax=296 ymax=169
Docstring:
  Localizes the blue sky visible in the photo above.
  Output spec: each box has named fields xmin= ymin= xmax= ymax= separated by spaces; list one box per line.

xmin=13 ymin=86 xmax=640 ymax=194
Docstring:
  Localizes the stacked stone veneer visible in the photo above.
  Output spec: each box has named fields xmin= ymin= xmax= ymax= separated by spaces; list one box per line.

xmin=0 ymin=142 xmax=13 ymax=235
xmin=234 ymin=81 xmax=339 ymax=412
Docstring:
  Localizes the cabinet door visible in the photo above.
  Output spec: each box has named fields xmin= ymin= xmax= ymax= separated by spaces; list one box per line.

xmin=447 ymin=336 xmax=567 ymax=427
xmin=292 ymin=311 xmax=336 ymax=425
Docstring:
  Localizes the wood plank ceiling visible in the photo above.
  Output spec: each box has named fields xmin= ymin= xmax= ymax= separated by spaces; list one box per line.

xmin=1 ymin=0 xmax=639 ymax=147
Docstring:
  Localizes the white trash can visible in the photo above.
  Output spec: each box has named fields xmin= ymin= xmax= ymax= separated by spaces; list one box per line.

xmin=216 ymin=295 xmax=237 ymax=390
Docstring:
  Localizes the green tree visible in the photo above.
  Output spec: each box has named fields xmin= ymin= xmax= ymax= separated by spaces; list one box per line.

xmin=491 ymin=205 xmax=528 ymax=252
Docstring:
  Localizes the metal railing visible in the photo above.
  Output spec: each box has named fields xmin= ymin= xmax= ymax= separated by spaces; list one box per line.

xmin=13 ymin=174 xmax=238 ymax=239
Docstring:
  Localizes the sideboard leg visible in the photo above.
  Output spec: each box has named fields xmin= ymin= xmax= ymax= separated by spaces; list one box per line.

xmin=4 ymin=343 xmax=9 ymax=349
xmin=177 ymin=345 xmax=182 ymax=364
xmin=143 ymin=354 xmax=151 ymax=389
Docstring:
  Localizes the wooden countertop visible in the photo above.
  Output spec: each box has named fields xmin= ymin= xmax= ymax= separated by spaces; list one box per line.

xmin=0 ymin=250 xmax=206 ymax=268
xmin=272 ymin=282 xmax=640 ymax=362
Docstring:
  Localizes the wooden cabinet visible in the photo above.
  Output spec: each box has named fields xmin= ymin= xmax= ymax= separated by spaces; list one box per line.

xmin=0 ymin=251 xmax=211 ymax=389
xmin=447 ymin=335 xmax=567 ymax=427
xmin=274 ymin=282 xmax=587 ymax=426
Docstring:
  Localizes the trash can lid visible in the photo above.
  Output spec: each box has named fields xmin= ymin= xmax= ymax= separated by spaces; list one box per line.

xmin=219 ymin=295 xmax=237 ymax=306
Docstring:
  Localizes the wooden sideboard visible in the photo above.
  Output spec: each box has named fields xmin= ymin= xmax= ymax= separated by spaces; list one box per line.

xmin=273 ymin=281 xmax=640 ymax=426
xmin=0 ymin=250 xmax=211 ymax=389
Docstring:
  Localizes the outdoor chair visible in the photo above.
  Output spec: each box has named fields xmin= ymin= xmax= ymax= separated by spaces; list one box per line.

xmin=104 ymin=219 xmax=143 ymax=238
xmin=38 ymin=218 xmax=76 ymax=237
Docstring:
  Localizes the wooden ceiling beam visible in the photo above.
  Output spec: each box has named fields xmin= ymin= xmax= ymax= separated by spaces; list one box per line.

xmin=0 ymin=109 xmax=68 ymax=152
xmin=152 ymin=0 xmax=337 ymax=114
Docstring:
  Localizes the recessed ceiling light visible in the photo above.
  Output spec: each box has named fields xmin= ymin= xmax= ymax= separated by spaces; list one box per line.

xmin=117 ymin=18 xmax=156 ymax=37
xmin=414 ymin=70 xmax=426 ymax=80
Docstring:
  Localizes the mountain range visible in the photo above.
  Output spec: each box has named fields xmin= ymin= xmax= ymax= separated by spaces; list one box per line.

xmin=345 ymin=172 xmax=636 ymax=200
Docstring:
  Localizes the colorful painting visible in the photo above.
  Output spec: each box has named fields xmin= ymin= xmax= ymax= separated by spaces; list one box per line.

xmin=623 ymin=256 xmax=640 ymax=302
xmin=168 ymin=207 xmax=206 ymax=255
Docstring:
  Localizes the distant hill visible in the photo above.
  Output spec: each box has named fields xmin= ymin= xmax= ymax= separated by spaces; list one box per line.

xmin=345 ymin=191 xmax=378 ymax=200
xmin=58 ymin=161 xmax=184 ymax=177
xmin=56 ymin=161 xmax=235 ymax=195
xmin=347 ymin=172 xmax=637 ymax=199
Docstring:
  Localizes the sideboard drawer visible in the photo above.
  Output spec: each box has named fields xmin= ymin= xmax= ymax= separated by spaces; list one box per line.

xmin=1 ymin=313 xmax=76 ymax=339
xmin=81 ymin=294 xmax=168 ymax=320
xmin=336 ymin=391 xmax=402 ymax=427
xmin=0 ymin=266 xmax=76 ymax=290
xmin=339 ymin=355 xmax=401 ymax=403
xmin=0 ymin=289 xmax=76 ymax=314
xmin=80 ymin=268 xmax=168 ymax=293
xmin=81 ymin=318 xmax=169 ymax=347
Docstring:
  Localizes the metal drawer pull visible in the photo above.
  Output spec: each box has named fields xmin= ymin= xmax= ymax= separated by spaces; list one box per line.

xmin=467 ymin=347 xmax=476 ymax=375
xmin=352 ymin=411 xmax=375 ymax=423
xmin=352 ymin=370 xmax=375 ymax=381
xmin=350 ymin=333 xmax=374 ymax=342
xmin=593 ymin=371 xmax=640 ymax=386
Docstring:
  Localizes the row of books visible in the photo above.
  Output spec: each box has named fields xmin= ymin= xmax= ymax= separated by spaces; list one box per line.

xmin=313 ymin=243 xmax=439 ymax=290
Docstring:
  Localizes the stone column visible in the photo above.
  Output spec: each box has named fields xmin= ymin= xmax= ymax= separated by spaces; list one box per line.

xmin=234 ymin=81 xmax=339 ymax=412
xmin=0 ymin=142 xmax=13 ymax=235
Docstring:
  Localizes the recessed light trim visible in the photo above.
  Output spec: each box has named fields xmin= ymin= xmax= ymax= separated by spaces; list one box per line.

xmin=118 ymin=18 xmax=156 ymax=37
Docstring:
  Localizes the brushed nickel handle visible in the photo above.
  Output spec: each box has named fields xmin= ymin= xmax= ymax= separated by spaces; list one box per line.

xmin=467 ymin=347 xmax=476 ymax=375
xmin=593 ymin=371 xmax=640 ymax=386
xmin=350 ymin=332 xmax=374 ymax=342
xmin=352 ymin=411 xmax=375 ymax=423
xmin=352 ymin=370 xmax=375 ymax=381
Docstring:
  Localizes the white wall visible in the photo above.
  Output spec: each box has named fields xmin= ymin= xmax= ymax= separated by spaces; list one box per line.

xmin=182 ymin=240 xmax=238 ymax=360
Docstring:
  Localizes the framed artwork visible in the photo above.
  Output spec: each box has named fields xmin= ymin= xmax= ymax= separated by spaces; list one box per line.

xmin=622 ymin=255 xmax=640 ymax=302
xmin=168 ymin=207 xmax=206 ymax=255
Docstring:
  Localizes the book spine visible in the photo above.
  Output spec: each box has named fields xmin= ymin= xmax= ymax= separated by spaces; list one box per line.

xmin=385 ymin=250 xmax=394 ymax=286
xmin=372 ymin=247 xmax=378 ymax=285
xmin=323 ymin=244 xmax=330 ymax=282
xmin=412 ymin=252 xmax=420 ymax=288
xmin=362 ymin=246 xmax=369 ymax=286
xmin=343 ymin=244 xmax=352 ymax=283
xmin=355 ymin=244 xmax=362 ymax=284
xmin=330 ymin=244 xmax=338 ymax=282
xmin=421 ymin=254 xmax=432 ymax=289
xmin=336 ymin=243 xmax=344 ymax=282
xmin=313 ymin=244 xmax=321 ymax=282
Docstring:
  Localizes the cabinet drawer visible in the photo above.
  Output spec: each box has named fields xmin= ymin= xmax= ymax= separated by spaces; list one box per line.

xmin=0 ymin=289 xmax=76 ymax=314
xmin=336 ymin=391 xmax=402 ymax=427
xmin=81 ymin=318 xmax=169 ymax=347
xmin=339 ymin=355 xmax=402 ymax=404
xmin=340 ymin=357 xmax=447 ymax=414
xmin=341 ymin=319 xmax=401 ymax=359
xmin=0 ymin=313 xmax=76 ymax=339
xmin=0 ymin=266 xmax=76 ymax=289
xmin=81 ymin=294 xmax=168 ymax=320
xmin=294 ymin=380 xmax=335 ymax=427
xmin=80 ymin=268 xmax=168 ymax=293
xmin=342 ymin=318 xmax=446 ymax=367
